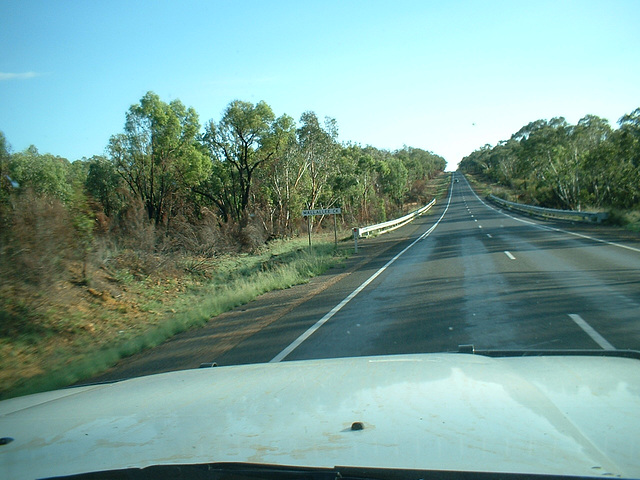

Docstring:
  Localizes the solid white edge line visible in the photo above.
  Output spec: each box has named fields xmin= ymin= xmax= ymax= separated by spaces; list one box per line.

xmin=462 ymin=176 xmax=640 ymax=254
xmin=504 ymin=251 xmax=516 ymax=260
xmin=568 ymin=314 xmax=615 ymax=350
xmin=270 ymin=178 xmax=455 ymax=363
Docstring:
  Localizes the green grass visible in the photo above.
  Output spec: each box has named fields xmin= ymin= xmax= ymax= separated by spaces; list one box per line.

xmin=605 ymin=209 xmax=640 ymax=231
xmin=3 ymin=239 xmax=350 ymax=400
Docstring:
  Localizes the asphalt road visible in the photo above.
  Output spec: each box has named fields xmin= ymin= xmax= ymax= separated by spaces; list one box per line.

xmin=214 ymin=173 xmax=640 ymax=366
xmin=90 ymin=174 xmax=640 ymax=382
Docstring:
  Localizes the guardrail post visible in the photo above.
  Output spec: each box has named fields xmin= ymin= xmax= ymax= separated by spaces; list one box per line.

xmin=353 ymin=227 xmax=359 ymax=253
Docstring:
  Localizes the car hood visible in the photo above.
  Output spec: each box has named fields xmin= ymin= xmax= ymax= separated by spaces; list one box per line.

xmin=1 ymin=353 xmax=639 ymax=479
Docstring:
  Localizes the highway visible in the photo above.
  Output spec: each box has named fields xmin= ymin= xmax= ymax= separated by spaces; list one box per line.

xmin=215 ymin=173 xmax=640 ymax=365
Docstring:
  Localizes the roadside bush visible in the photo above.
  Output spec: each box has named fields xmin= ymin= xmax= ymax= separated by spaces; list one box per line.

xmin=1 ymin=191 xmax=76 ymax=286
xmin=111 ymin=197 xmax=157 ymax=252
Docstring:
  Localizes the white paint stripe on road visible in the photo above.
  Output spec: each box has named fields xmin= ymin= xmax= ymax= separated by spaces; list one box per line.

xmin=462 ymin=176 xmax=640 ymax=254
xmin=568 ymin=314 xmax=615 ymax=350
xmin=504 ymin=251 xmax=516 ymax=260
xmin=270 ymin=178 xmax=455 ymax=363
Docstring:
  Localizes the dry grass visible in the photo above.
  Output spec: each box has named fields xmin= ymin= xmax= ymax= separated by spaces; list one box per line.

xmin=0 ymin=234 xmax=349 ymax=399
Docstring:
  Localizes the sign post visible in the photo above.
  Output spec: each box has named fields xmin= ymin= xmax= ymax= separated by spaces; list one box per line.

xmin=302 ymin=207 xmax=342 ymax=249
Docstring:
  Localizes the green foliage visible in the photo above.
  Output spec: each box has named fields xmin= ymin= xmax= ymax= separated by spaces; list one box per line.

xmin=459 ymin=108 xmax=640 ymax=211
xmin=377 ymin=156 xmax=409 ymax=206
xmin=0 ymin=131 xmax=12 ymax=203
xmin=201 ymin=100 xmax=292 ymax=224
xmin=8 ymin=146 xmax=72 ymax=201
xmin=395 ymin=146 xmax=447 ymax=183
xmin=85 ymin=155 xmax=125 ymax=217
xmin=108 ymin=91 xmax=210 ymax=224
xmin=0 ymin=93 xmax=448 ymax=262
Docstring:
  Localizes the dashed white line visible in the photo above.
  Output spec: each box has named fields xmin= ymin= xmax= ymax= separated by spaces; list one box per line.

xmin=504 ymin=251 xmax=516 ymax=260
xmin=568 ymin=314 xmax=615 ymax=350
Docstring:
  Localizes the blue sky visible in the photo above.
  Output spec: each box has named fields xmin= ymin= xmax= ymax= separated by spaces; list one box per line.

xmin=1 ymin=0 xmax=639 ymax=170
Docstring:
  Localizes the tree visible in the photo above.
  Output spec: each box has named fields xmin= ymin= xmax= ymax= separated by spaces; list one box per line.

xmin=0 ymin=131 xmax=12 ymax=202
xmin=460 ymin=108 xmax=640 ymax=210
xmin=297 ymin=112 xmax=339 ymax=207
xmin=85 ymin=155 xmax=124 ymax=217
xmin=201 ymin=100 xmax=293 ymax=223
xmin=8 ymin=145 xmax=72 ymax=201
xmin=256 ymin=116 xmax=301 ymax=235
xmin=108 ymin=91 xmax=210 ymax=225
xmin=377 ymin=156 xmax=409 ymax=207
xmin=606 ymin=108 xmax=640 ymax=207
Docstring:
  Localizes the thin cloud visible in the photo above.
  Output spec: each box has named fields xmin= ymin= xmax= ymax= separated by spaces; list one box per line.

xmin=0 ymin=72 xmax=41 ymax=81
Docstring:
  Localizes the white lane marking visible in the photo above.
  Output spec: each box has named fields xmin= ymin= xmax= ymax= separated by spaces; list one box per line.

xmin=462 ymin=176 xmax=640 ymax=254
xmin=504 ymin=251 xmax=516 ymax=260
xmin=568 ymin=314 xmax=615 ymax=350
xmin=487 ymin=234 xmax=492 ymax=238
xmin=270 ymin=179 xmax=456 ymax=363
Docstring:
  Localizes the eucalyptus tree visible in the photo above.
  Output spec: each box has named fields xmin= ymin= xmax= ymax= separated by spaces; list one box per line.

xmin=201 ymin=100 xmax=293 ymax=224
xmin=377 ymin=155 xmax=409 ymax=207
xmin=108 ymin=91 xmax=209 ymax=225
xmin=461 ymin=109 xmax=640 ymax=210
xmin=85 ymin=155 xmax=124 ymax=217
xmin=569 ymin=115 xmax=612 ymax=208
xmin=609 ymin=108 xmax=640 ymax=207
xmin=296 ymin=112 xmax=340 ymax=231
xmin=8 ymin=145 xmax=72 ymax=201
xmin=257 ymin=118 xmax=303 ymax=235
xmin=297 ymin=112 xmax=338 ymax=208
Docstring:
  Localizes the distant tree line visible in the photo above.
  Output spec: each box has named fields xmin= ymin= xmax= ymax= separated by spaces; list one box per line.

xmin=0 ymin=92 xmax=446 ymax=262
xmin=459 ymin=109 xmax=640 ymax=211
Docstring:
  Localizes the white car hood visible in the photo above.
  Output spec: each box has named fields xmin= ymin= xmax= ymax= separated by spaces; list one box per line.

xmin=1 ymin=353 xmax=639 ymax=479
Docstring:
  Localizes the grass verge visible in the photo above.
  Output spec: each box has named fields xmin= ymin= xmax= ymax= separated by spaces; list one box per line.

xmin=1 ymin=237 xmax=350 ymax=400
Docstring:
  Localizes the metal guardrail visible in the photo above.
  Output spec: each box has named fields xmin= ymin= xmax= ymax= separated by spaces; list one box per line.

xmin=355 ymin=198 xmax=437 ymax=238
xmin=488 ymin=195 xmax=608 ymax=223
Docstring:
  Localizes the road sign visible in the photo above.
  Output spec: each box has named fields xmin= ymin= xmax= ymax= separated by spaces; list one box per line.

xmin=302 ymin=207 xmax=342 ymax=248
xmin=302 ymin=208 xmax=341 ymax=217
